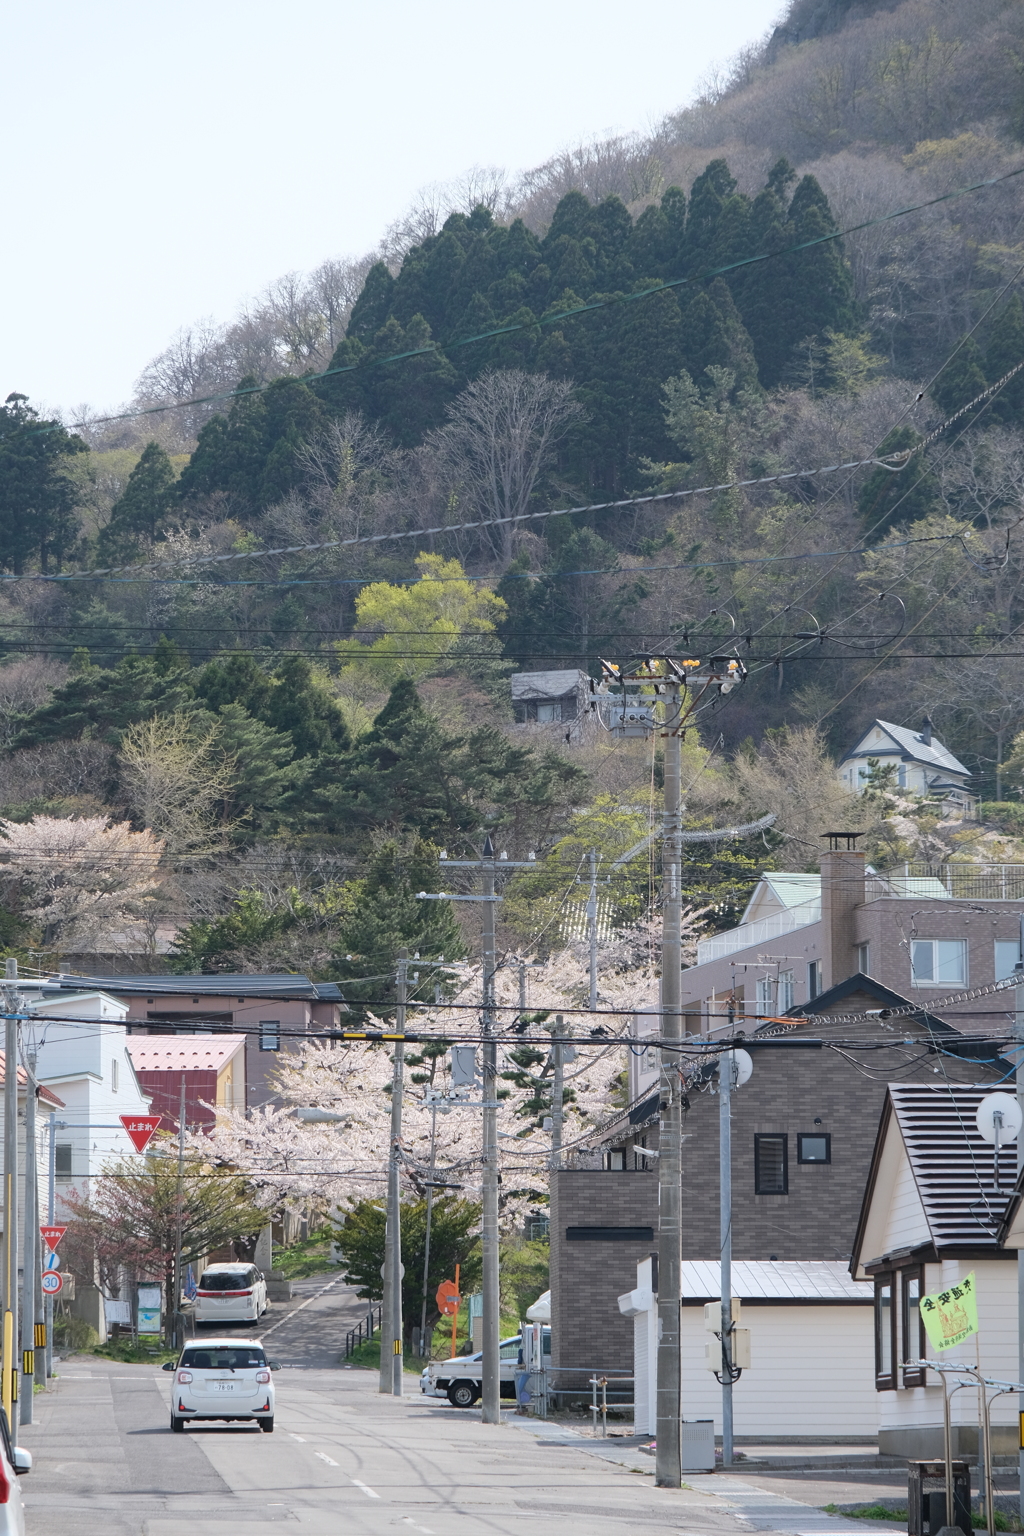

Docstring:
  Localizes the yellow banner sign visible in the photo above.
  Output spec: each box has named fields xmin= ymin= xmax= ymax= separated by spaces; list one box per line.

xmin=920 ymin=1271 xmax=979 ymax=1352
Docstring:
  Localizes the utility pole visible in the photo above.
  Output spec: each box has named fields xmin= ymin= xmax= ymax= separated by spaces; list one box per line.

xmin=656 ymin=674 xmax=683 ymax=1489
xmin=1015 ymin=914 xmax=1024 ymax=1523
xmin=418 ymin=1099 xmax=438 ymax=1355
xmin=385 ymin=950 xmax=408 ymax=1396
xmin=587 ymin=849 xmax=598 ymax=1015
xmin=20 ymin=1046 xmax=37 ymax=1423
xmin=45 ymin=1113 xmax=55 ymax=1381
xmin=418 ymin=840 xmax=533 ymax=1425
xmin=2 ymin=959 xmax=20 ymax=1433
xmin=719 ymin=1039 xmax=735 ymax=1467
xmin=549 ymin=1015 xmax=565 ymax=1172
xmin=172 ymin=1074 xmax=186 ymax=1351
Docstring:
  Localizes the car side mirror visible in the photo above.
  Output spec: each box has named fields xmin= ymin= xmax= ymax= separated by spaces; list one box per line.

xmin=268 ymin=1360 xmax=282 ymax=1371
xmin=161 ymin=1361 xmax=176 ymax=1372
xmin=13 ymin=1448 xmax=31 ymax=1475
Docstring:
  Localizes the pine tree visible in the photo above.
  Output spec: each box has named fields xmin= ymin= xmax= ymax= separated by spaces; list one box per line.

xmin=0 ymin=393 xmax=87 ymax=574
xmin=97 ymin=442 xmax=176 ymax=561
xmin=346 ymin=261 xmax=396 ymax=345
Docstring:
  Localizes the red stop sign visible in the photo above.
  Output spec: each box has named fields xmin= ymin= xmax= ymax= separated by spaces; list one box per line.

xmin=120 ymin=1115 xmax=163 ymax=1153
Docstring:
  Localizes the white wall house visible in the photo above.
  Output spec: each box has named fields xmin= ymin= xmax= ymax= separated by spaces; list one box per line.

xmin=837 ymin=718 xmax=975 ymax=814
xmin=26 ymin=990 xmax=153 ymax=1202
xmin=620 ymin=1259 xmax=875 ymax=1438
xmin=852 ymin=1083 xmax=1019 ymax=1457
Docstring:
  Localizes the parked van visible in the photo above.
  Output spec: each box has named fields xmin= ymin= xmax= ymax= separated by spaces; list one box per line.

xmin=194 ymin=1263 xmax=268 ymax=1325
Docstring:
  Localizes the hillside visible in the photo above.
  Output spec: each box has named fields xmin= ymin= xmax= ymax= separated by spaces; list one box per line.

xmin=2 ymin=0 xmax=1024 ymax=980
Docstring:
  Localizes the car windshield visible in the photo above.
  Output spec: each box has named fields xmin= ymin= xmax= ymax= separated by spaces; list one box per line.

xmin=198 ymin=1271 xmax=251 ymax=1291
xmin=181 ymin=1347 xmax=266 ymax=1370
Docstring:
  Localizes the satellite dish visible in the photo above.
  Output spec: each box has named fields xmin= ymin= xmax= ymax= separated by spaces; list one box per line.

xmin=721 ymin=1049 xmax=753 ymax=1088
xmin=975 ymin=1092 xmax=1022 ymax=1144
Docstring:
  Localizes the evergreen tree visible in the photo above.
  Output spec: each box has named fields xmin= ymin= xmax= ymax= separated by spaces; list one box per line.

xmin=96 ymin=441 xmax=176 ymax=561
xmin=346 ymin=261 xmax=396 ymax=344
xmin=9 ymin=654 xmax=194 ymax=748
xmin=986 ymin=294 xmax=1024 ymax=423
xmin=0 ymin=393 xmax=87 ymax=574
xmin=215 ymin=701 xmax=302 ymax=830
xmin=931 ymin=335 xmax=988 ymax=418
xmin=857 ymin=427 xmax=939 ymax=536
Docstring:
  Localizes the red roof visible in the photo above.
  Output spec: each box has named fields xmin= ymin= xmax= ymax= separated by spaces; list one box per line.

xmin=125 ymin=1036 xmax=246 ymax=1073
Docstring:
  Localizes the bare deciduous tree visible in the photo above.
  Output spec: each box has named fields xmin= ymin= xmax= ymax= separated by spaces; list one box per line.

xmin=119 ymin=713 xmax=235 ymax=863
xmin=428 ymin=370 xmax=584 ymax=570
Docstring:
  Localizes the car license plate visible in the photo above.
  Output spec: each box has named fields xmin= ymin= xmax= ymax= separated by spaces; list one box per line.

xmin=213 ymin=1382 xmax=235 ymax=1391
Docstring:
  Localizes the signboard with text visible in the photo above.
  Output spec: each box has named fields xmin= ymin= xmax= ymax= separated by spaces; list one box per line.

xmin=120 ymin=1115 xmax=162 ymax=1153
xmin=921 ymin=1270 xmax=979 ymax=1352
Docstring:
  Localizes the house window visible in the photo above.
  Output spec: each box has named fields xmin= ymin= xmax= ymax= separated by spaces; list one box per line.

xmin=797 ymin=1133 xmax=831 ymax=1163
xmin=902 ymin=1268 xmax=927 ymax=1387
xmin=603 ymin=1148 xmax=626 ymax=1171
xmin=111 ymin=1057 xmax=119 ymax=1093
xmin=911 ymin=939 xmax=967 ymax=986
xmin=754 ymin=1134 xmax=788 ymax=1194
xmin=755 ymin=977 xmax=772 ymax=1017
xmin=874 ymin=1274 xmax=896 ymax=1390
xmin=996 ymin=940 xmax=1021 ymax=982
xmin=259 ymin=1020 xmax=280 ymax=1051
xmin=856 ymin=943 xmax=870 ymax=976
xmin=807 ymin=960 xmax=822 ymax=1000
xmin=55 ymin=1144 xmax=73 ymax=1182
xmin=778 ymin=970 xmax=794 ymax=1012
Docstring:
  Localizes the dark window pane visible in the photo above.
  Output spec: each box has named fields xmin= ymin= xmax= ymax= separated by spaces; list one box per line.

xmin=55 ymin=1144 xmax=72 ymax=1177
xmin=755 ymin=1134 xmax=788 ymax=1194
xmin=797 ymin=1134 xmax=831 ymax=1163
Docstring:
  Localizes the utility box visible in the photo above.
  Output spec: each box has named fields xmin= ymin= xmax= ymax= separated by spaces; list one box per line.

xmin=704 ymin=1300 xmax=742 ymax=1330
xmin=907 ymin=1460 xmax=971 ymax=1536
xmin=704 ymin=1328 xmax=751 ymax=1370
xmin=681 ymin=1419 xmax=716 ymax=1472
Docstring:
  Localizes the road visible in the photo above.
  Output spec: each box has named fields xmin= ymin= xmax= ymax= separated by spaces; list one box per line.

xmin=17 ymin=1277 xmax=894 ymax=1536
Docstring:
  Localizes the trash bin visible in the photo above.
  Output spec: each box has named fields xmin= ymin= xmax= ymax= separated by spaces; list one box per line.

xmin=907 ymin=1459 xmax=971 ymax=1536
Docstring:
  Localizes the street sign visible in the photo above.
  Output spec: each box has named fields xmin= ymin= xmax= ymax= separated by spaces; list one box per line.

xmin=920 ymin=1270 xmax=978 ymax=1351
xmin=39 ymin=1225 xmax=67 ymax=1252
xmin=43 ymin=1252 xmax=59 ymax=1271
xmin=120 ymin=1115 xmax=163 ymax=1153
xmin=41 ymin=1272 xmax=62 ymax=1296
xmin=436 ymin=1280 xmax=460 ymax=1317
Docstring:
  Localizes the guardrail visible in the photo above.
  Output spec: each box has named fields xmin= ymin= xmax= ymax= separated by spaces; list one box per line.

xmin=343 ymin=1305 xmax=382 ymax=1359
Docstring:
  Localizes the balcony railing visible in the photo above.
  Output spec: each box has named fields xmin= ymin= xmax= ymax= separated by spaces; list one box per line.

xmin=695 ymin=901 xmax=821 ymax=964
xmin=874 ymin=863 xmax=1024 ymax=901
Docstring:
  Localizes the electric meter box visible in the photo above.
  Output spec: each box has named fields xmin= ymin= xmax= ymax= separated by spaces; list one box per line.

xmin=704 ymin=1328 xmax=751 ymax=1370
xmin=704 ymin=1299 xmax=742 ymax=1330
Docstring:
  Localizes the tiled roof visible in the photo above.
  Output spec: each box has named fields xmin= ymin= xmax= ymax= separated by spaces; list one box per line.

xmin=680 ymin=1259 xmax=870 ymax=1302
xmin=888 ymin=1083 xmax=1013 ymax=1249
xmin=126 ymin=1035 xmax=246 ymax=1072
xmin=49 ymin=972 xmax=344 ymax=1002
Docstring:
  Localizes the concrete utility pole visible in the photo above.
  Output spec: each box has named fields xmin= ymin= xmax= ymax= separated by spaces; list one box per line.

xmin=1015 ymin=915 xmax=1024 ymax=1522
xmin=549 ymin=1015 xmax=565 ymax=1172
xmin=46 ymin=1113 xmax=55 ymax=1380
xmin=20 ymin=1046 xmax=37 ymax=1422
xmin=418 ymin=841 xmax=534 ymax=1424
xmin=380 ymin=949 xmax=408 ymax=1394
xmin=480 ymin=838 xmax=500 ymax=1425
xmin=655 ymin=675 xmax=684 ymax=1489
xmin=172 ymin=1074 xmax=186 ymax=1351
xmin=2 ymin=959 xmax=20 ymax=1432
xmin=587 ymin=849 xmax=599 ymax=1015
xmin=719 ymin=1042 xmax=735 ymax=1467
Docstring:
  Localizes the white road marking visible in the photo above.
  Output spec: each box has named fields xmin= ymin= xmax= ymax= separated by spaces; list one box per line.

xmin=260 ymin=1274 xmax=346 ymax=1338
xmin=290 ymin=1434 xmax=307 ymax=1442
xmin=400 ymin=1519 xmax=434 ymax=1534
xmin=315 ymin=1451 xmax=339 ymax=1466
xmin=351 ymin=1479 xmax=380 ymax=1499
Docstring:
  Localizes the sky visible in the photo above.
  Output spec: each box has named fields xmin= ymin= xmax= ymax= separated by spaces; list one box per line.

xmin=2 ymin=0 xmax=785 ymax=419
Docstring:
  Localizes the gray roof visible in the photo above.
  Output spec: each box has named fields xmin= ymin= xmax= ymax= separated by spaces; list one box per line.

xmin=680 ymin=1260 xmax=870 ymax=1302
xmin=48 ymin=972 xmax=345 ymax=1003
xmin=840 ymin=719 xmax=970 ymax=779
xmin=510 ymin=669 xmax=588 ymax=702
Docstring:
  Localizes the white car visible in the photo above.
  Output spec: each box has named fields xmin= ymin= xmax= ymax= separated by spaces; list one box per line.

xmin=0 ymin=1406 xmax=30 ymax=1535
xmin=425 ymin=1330 xmax=550 ymax=1407
xmin=193 ymin=1263 xmax=268 ymax=1325
xmin=163 ymin=1337 xmax=279 ymax=1432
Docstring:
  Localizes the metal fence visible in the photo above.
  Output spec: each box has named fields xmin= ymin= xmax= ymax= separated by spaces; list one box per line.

xmin=884 ymin=863 xmax=1024 ymax=901
xmin=343 ymin=1304 xmax=382 ymax=1359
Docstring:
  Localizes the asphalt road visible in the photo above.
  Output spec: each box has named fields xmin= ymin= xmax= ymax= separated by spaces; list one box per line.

xmin=16 ymin=1276 xmax=899 ymax=1536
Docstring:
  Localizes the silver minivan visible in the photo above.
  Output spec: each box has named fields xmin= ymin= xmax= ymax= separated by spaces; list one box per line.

xmin=193 ymin=1263 xmax=268 ymax=1325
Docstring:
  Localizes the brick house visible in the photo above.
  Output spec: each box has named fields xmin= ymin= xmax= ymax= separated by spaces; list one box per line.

xmin=550 ymin=842 xmax=1018 ymax=1380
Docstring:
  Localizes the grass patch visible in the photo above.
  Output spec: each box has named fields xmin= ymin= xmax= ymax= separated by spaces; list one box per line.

xmin=343 ymin=1338 xmax=422 ymax=1374
xmin=93 ymin=1338 xmax=178 ymax=1365
xmin=272 ymin=1227 xmax=340 ymax=1280
xmin=823 ymin=1506 xmax=906 ymax=1522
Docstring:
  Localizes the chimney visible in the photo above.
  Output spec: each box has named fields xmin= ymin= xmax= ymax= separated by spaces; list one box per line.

xmin=819 ymin=832 xmax=866 ymax=992
xmin=921 ymin=716 xmax=933 ymax=747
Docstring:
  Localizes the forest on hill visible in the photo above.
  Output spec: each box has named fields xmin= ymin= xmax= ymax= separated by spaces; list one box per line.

xmin=2 ymin=0 xmax=1024 ymax=983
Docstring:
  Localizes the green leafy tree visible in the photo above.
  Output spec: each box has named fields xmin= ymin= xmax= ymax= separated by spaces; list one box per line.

xmin=0 ymin=393 xmax=87 ymax=573
xmin=332 ymin=1196 xmax=482 ymax=1345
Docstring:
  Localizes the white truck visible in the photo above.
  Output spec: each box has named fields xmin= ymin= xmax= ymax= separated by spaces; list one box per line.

xmin=424 ymin=1329 xmax=550 ymax=1408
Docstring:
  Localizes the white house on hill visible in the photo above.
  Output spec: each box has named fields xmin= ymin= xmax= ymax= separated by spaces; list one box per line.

xmin=838 ymin=718 xmax=975 ymax=815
